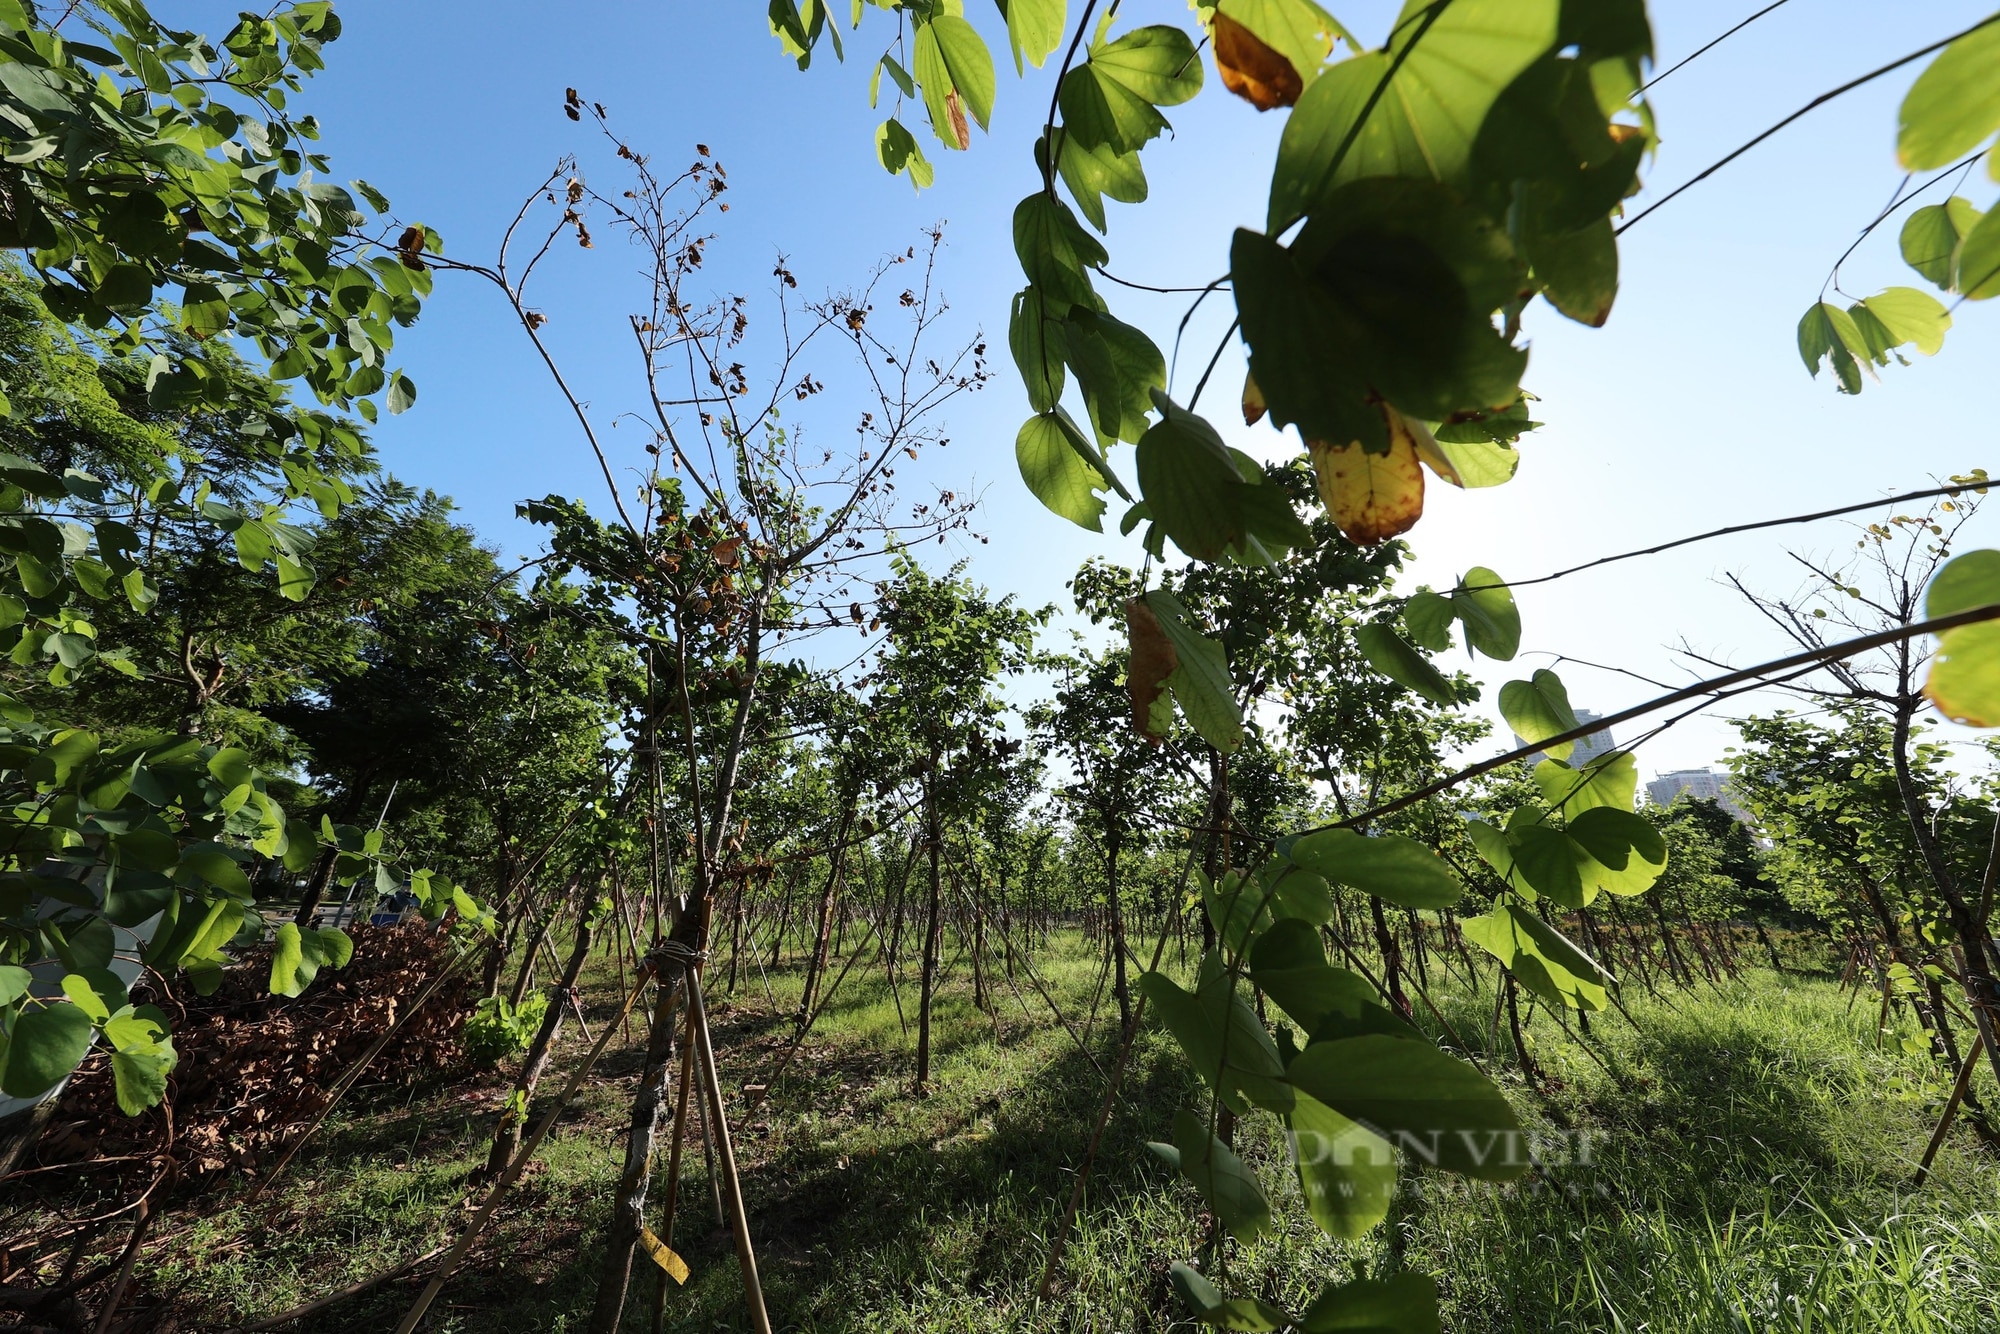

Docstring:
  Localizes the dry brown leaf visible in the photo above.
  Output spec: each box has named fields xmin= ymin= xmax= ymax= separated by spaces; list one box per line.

xmin=1126 ymin=597 xmax=1178 ymax=745
xmin=1309 ymin=409 xmax=1426 ymax=544
xmin=944 ymin=90 xmax=971 ymax=151
xmin=1214 ymin=12 xmax=1303 ymax=111
xmin=714 ymin=537 xmax=742 ymax=568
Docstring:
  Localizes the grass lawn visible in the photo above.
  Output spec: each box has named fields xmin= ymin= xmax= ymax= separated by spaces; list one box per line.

xmin=59 ymin=927 xmax=2000 ymax=1332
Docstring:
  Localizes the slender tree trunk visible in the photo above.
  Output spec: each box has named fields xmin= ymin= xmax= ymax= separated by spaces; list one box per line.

xmin=1370 ymin=895 xmax=1412 ymax=1020
xmin=799 ymin=801 xmax=855 ymax=1027
xmin=1891 ymin=701 xmax=2000 ymax=1097
xmin=916 ymin=759 xmax=943 ymax=1090
xmin=1106 ymin=829 xmax=1132 ymax=1037
xmin=486 ymin=911 xmax=594 ymax=1178
xmin=587 ymin=965 xmax=682 ymax=1334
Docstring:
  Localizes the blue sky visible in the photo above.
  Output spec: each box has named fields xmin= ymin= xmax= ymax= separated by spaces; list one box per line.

xmin=231 ymin=0 xmax=2000 ymax=777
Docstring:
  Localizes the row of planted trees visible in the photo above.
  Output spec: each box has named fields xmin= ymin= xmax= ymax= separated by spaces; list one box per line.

xmin=9 ymin=1 xmax=2000 ymax=1331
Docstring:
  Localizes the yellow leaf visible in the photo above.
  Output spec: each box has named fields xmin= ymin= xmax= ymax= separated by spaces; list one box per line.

xmin=1309 ymin=409 xmax=1425 ymax=545
xmin=1241 ymin=369 xmax=1266 ymax=426
xmin=1925 ymin=621 xmax=2000 ymax=727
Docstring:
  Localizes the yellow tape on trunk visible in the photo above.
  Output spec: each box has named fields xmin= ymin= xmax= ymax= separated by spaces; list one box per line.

xmin=638 ymin=1225 xmax=690 ymax=1285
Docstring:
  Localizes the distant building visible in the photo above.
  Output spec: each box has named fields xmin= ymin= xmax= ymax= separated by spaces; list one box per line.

xmin=1512 ymin=709 xmax=1616 ymax=769
xmin=1647 ymin=767 xmax=1750 ymax=822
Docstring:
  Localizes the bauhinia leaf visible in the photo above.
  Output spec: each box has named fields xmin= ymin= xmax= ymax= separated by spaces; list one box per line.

xmin=1287 ymin=1034 xmax=1525 ymax=1180
xmin=1460 ymin=898 xmax=1613 ymax=1011
xmin=1924 ymin=548 xmax=2000 ymax=727
xmin=1355 ymin=622 xmax=1457 ymax=707
xmin=1268 ymin=0 xmax=1560 ymax=229
xmin=1498 ymin=668 xmax=1577 ymax=760
xmin=1017 ymin=409 xmax=1115 ymax=530
xmin=1297 ymin=1272 xmax=1441 ymax=1333
xmin=1170 ymin=1262 xmax=1291 ymax=1331
xmin=1287 ymin=828 xmax=1463 ymax=909
xmin=1144 ymin=588 xmax=1244 ymax=752
xmin=1310 ymin=422 xmax=1424 ymax=546
xmin=1897 ymin=19 xmax=2000 ymax=170
xmin=1288 ymin=1091 xmax=1397 ymax=1240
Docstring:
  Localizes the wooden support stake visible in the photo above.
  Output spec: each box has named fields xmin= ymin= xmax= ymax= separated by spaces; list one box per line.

xmin=688 ymin=967 xmax=773 ymax=1334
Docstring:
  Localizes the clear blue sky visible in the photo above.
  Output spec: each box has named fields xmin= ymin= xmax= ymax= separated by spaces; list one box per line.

xmin=225 ymin=0 xmax=2000 ymax=777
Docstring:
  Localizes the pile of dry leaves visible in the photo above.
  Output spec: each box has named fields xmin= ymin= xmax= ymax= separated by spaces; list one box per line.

xmin=33 ymin=924 xmax=476 ymax=1186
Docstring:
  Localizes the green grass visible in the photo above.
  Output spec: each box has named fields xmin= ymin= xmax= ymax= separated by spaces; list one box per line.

xmin=101 ymin=932 xmax=2000 ymax=1331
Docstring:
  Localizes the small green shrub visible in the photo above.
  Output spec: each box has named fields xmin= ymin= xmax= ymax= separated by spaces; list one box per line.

xmin=462 ymin=990 xmax=549 ymax=1067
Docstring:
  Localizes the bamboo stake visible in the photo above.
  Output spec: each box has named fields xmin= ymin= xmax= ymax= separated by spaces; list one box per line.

xmin=393 ymin=965 xmax=656 ymax=1334
xmin=1915 ymin=1032 xmax=1988 ymax=1187
xmin=688 ymin=965 xmax=773 ymax=1334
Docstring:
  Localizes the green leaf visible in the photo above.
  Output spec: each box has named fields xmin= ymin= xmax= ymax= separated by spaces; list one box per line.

xmin=1002 ymin=0 xmax=1066 ymax=73
xmin=1927 ymin=549 xmax=2000 ymax=618
xmin=1163 ymin=1106 xmax=1272 ymax=1240
xmin=1061 ymin=25 xmax=1204 ymax=154
xmin=1234 ymin=180 xmax=1527 ymax=450
xmin=1017 ymin=409 xmax=1115 ymax=531
xmin=0 ymin=965 xmax=30 ymax=1006
xmin=1900 ymin=198 xmax=1983 ymax=289
xmin=1051 ymin=127 xmax=1147 ymax=231
xmin=1450 ymin=566 xmax=1519 ymax=660
xmin=1170 ymin=1262 xmax=1291 ymax=1331
xmin=1138 ymin=963 xmax=1294 ymax=1114
xmin=1956 ymin=205 xmax=2000 ymax=301
xmin=1501 ymin=822 xmax=1587 ymax=907
xmin=1298 ymin=1272 xmax=1440 ymax=1333
xmin=1013 ymin=193 xmax=1105 ymax=314
xmin=386 ymin=372 xmax=416 ymax=414
xmin=1287 ymin=1033 xmax=1525 ymax=1180
xmin=103 ymin=1007 xmax=176 ymax=1114
xmin=1847 ymin=287 xmax=1950 ymax=359
xmin=1498 ymin=669 xmax=1577 ymax=760
xmin=270 ymin=920 xmax=343 ymax=997
xmin=1533 ymin=750 xmax=1635 ymax=815
xmin=1269 ymin=0 xmax=1560 ymax=229
xmin=1288 ymin=1091 xmax=1397 ymax=1240
xmin=1063 ymin=306 xmax=1163 ymax=446
xmin=1928 ymin=548 xmax=2000 ymax=724
xmin=1287 ymin=828 xmax=1463 ymax=909
xmin=1425 ymin=438 xmax=1521 ymax=489
xmin=1566 ymin=806 xmax=1667 ymax=897
xmin=1249 ymin=918 xmax=1376 ymax=1032
xmin=1144 ymin=589 xmax=1244 ymax=753
xmin=1 ymin=1001 xmax=93 ymax=1097
xmin=1460 ymin=898 xmax=1613 ymax=1011
xmin=1404 ymin=591 xmax=1454 ymax=651
xmin=914 ymin=15 xmax=995 ymax=147
xmin=1897 ymin=19 xmax=2000 ymax=170
xmin=1009 ymin=285 xmax=1066 ymax=411
xmin=1798 ymin=301 xmax=1867 ymax=394
xmin=1136 ymin=397 xmax=1309 ymax=565
xmin=1355 ymin=622 xmax=1457 ymax=707
xmin=1927 ymin=620 xmax=2000 ymax=727
xmin=178 ymin=843 xmax=250 ymax=897
xmin=875 ymin=117 xmax=935 ymax=189
xmin=1526 ymin=209 xmax=1618 ymax=327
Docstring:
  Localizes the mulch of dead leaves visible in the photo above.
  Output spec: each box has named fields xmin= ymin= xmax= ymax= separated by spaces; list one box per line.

xmin=25 ymin=924 xmax=476 ymax=1193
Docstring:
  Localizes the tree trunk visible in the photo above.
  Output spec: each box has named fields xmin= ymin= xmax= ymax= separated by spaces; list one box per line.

xmin=798 ymin=801 xmax=855 ymax=1028
xmin=1106 ymin=831 xmax=1132 ymax=1038
xmin=1890 ymin=701 xmax=2000 ymax=1097
xmin=587 ymin=963 xmax=683 ymax=1334
xmin=916 ymin=762 xmax=944 ymax=1091
xmin=486 ymin=911 xmax=594 ymax=1178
